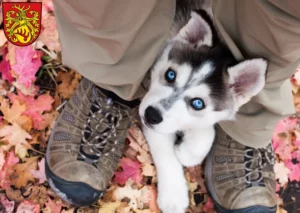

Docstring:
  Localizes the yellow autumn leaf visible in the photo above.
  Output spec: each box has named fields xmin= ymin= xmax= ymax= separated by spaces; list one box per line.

xmin=98 ymin=201 xmax=122 ymax=213
xmin=0 ymin=122 xmax=32 ymax=158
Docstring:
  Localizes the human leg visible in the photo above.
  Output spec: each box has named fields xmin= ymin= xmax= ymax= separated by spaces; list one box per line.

xmin=46 ymin=0 xmax=175 ymax=206
xmin=206 ymin=1 xmax=300 ymax=212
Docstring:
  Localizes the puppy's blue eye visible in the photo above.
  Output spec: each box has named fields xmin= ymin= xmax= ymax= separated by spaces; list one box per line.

xmin=191 ymin=98 xmax=205 ymax=110
xmin=165 ymin=69 xmax=176 ymax=83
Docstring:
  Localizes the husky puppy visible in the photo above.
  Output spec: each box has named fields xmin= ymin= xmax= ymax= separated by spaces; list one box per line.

xmin=139 ymin=1 xmax=267 ymax=213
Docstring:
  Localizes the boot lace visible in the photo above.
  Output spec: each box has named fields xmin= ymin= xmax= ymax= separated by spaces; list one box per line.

xmin=244 ymin=144 xmax=275 ymax=185
xmin=78 ymin=91 xmax=131 ymax=163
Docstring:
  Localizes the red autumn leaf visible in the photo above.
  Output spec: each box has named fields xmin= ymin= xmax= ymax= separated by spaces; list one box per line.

xmin=16 ymin=200 xmax=40 ymax=213
xmin=8 ymin=91 xmax=54 ymax=129
xmin=0 ymin=48 xmax=14 ymax=82
xmin=203 ymin=197 xmax=214 ymax=212
xmin=0 ymin=194 xmax=15 ymax=213
xmin=292 ymin=150 xmax=300 ymax=162
xmin=272 ymin=118 xmax=297 ymax=161
xmin=114 ymin=158 xmax=143 ymax=185
xmin=274 ymin=141 xmax=292 ymax=162
xmin=273 ymin=118 xmax=298 ymax=137
xmin=286 ymin=160 xmax=300 ymax=182
xmin=11 ymin=45 xmax=42 ymax=88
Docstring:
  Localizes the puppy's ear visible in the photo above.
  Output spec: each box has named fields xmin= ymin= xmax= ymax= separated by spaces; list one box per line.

xmin=177 ymin=10 xmax=213 ymax=47
xmin=228 ymin=58 xmax=268 ymax=107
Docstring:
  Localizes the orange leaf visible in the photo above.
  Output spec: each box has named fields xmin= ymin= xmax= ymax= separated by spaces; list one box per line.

xmin=0 ymin=99 xmax=25 ymax=123
xmin=10 ymin=156 xmax=38 ymax=188
xmin=56 ymin=70 xmax=82 ymax=99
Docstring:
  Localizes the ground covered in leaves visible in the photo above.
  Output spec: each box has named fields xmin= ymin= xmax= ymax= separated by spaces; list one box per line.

xmin=1 ymin=1 xmax=300 ymax=212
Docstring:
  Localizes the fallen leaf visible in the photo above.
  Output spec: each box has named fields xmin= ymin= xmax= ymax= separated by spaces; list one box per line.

xmin=98 ymin=201 xmax=122 ymax=213
xmin=0 ymin=48 xmax=14 ymax=82
xmin=286 ymin=160 xmax=300 ymax=182
xmin=0 ymin=194 xmax=15 ymax=213
xmin=53 ymin=93 xmax=62 ymax=110
xmin=146 ymin=185 xmax=159 ymax=212
xmin=15 ymin=115 xmax=33 ymax=132
xmin=38 ymin=15 xmax=61 ymax=52
xmin=0 ymin=30 xmax=7 ymax=47
xmin=11 ymin=45 xmax=42 ymax=88
xmin=0 ymin=98 xmax=28 ymax=125
xmin=6 ymin=42 xmax=16 ymax=66
xmin=5 ymin=188 xmax=24 ymax=203
xmin=277 ymin=206 xmax=288 ymax=213
xmin=127 ymin=126 xmax=153 ymax=164
xmin=28 ymin=132 xmax=41 ymax=145
xmin=274 ymin=162 xmax=290 ymax=186
xmin=45 ymin=197 xmax=62 ymax=213
xmin=38 ymin=111 xmax=59 ymax=131
xmin=187 ymin=178 xmax=198 ymax=193
xmin=186 ymin=166 xmax=207 ymax=193
xmin=0 ymin=122 xmax=32 ymax=159
xmin=61 ymin=209 xmax=75 ymax=213
xmin=24 ymin=185 xmax=48 ymax=206
xmin=142 ymin=163 xmax=156 ymax=177
xmin=0 ymin=151 xmax=19 ymax=188
xmin=134 ymin=210 xmax=156 ymax=213
xmin=0 ymin=149 xmax=5 ymax=171
xmin=16 ymin=200 xmax=40 ymax=213
xmin=203 ymin=197 xmax=214 ymax=212
xmin=116 ymin=203 xmax=131 ymax=213
xmin=0 ymin=79 xmax=9 ymax=96
xmin=114 ymin=179 xmax=150 ymax=210
xmin=56 ymin=70 xmax=81 ymax=99
xmin=10 ymin=156 xmax=38 ymax=188
xmin=274 ymin=140 xmax=292 ymax=162
xmin=13 ymin=81 xmax=38 ymax=96
xmin=114 ymin=158 xmax=143 ymax=185
xmin=31 ymin=158 xmax=47 ymax=184
xmin=8 ymin=91 xmax=54 ymax=129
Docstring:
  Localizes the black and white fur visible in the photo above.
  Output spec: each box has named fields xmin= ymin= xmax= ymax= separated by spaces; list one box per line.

xmin=139 ymin=2 xmax=267 ymax=213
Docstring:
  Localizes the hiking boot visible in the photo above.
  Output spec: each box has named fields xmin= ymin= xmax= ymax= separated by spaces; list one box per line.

xmin=205 ymin=125 xmax=277 ymax=213
xmin=45 ymin=78 xmax=139 ymax=206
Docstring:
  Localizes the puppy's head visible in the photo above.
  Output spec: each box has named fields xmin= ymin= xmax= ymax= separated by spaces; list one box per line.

xmin=139 ymin=10 xmax=267 ymax=134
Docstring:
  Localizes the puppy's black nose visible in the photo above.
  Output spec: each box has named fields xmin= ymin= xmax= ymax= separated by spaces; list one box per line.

xmin=144 ymin=106 xmax=163 ymax=125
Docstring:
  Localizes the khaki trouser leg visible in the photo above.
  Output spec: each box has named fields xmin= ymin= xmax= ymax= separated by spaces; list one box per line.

xmin=213 ymin=0 xmax=300 ymax=148
xmin=52 ymin=0 xmax=175 ymax=101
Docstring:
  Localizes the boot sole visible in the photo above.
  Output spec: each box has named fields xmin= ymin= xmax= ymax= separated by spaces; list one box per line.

xmin=45 ymin=160 xmax=103 ymax=206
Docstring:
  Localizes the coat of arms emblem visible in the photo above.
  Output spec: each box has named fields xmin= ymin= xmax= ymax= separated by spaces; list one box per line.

xmin=2 ymin=2 xmax=42 ymax=46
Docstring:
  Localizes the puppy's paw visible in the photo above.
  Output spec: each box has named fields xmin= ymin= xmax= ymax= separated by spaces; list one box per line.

xmin=157 ymin=177 xmax=189 ymax=213
xmin=175 ymin=143 xmax=203 ymax=167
